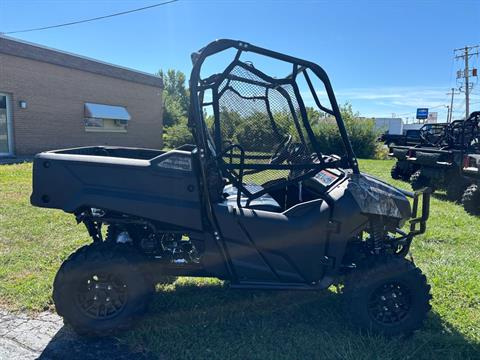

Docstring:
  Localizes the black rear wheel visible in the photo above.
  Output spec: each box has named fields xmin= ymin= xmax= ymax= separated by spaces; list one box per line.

xmin=390 ymin=164 xmax=402 ymax=180
xmin=53 ymin=242 xmax=153 ymax=336
xmin=462 ymin=184 xmax=480 ymax=215
xmin=446 ymin=177 xmax=469 ymax=202
xmin=410 ymin=170 xmax=432 ymax=191
xmin=343 ymin=257 xmax=431 ymax=336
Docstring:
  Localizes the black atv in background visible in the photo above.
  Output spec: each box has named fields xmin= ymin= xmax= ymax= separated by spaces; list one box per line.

xmin=389 ymin=114 xmax=480 ymax=201
xmin=31 ymin=40 xmax=432 ymax=337
xmin=389 ymin=123 xmax=450 ymax=182
xmin=403 ymin=112 xmax=480 ymax=201
xmin=461 ymin=153 xmax=480 ymax=215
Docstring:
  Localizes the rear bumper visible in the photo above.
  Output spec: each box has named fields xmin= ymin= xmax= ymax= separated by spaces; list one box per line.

xmin=463 ymin=166 xmax=479 ymax=175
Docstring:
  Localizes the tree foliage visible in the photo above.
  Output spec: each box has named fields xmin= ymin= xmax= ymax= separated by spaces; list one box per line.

xmin=158 ymin=69 xmax=190 ymax=128
xmin=312 ymin=103 xmax=379 ymax=159
xmin=159 ymin=69 xmax=379 ymax=158
xmin=158 ymin=69 xmax=193 ymax=148
xmin=163 ymin=118 xmax=193 ymax=148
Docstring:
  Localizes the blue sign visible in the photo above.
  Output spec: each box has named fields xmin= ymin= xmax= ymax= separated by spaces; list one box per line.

xmin=416 ymin=108 xmax=429 ymax=120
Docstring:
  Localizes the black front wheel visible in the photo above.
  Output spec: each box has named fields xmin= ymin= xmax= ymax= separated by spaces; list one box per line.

xmin=343 ymin=257 xmax=431 ymax=336
xmin=53 ymin=243 xmax=153 ymax=336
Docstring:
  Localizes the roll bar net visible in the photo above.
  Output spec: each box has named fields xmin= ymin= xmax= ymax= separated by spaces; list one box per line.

xmin=188 ymin=40 xmax=359 ymax=205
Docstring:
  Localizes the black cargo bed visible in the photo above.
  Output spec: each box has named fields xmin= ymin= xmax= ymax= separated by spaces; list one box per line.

xmin=30 ymin=145 xmax=203 ymax=230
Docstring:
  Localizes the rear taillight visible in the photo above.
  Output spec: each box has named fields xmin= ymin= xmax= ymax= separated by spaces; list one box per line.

xmin=463 ymin=155 xmax=470 ymax=168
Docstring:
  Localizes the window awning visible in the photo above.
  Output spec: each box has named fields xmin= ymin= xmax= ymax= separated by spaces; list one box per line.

xmin=84 ymin=103 xmax=131 ymax=121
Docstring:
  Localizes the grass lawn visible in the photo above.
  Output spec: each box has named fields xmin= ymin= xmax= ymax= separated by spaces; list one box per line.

xmin=1 ymin=160 xmax=479 ymax=359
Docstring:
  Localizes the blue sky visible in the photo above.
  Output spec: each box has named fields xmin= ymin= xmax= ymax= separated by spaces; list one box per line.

xmin=1 ymin=0 xmax=479 ymax=121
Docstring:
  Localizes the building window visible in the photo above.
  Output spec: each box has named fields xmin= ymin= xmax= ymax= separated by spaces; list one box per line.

xmin=84 ymin=102 xmax=131 ymax=132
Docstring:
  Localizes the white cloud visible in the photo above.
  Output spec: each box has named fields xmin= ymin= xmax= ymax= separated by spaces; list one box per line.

xmin=302 ymin=85 xmax=480 ymax=118
xmin=336 ymin=86 xmax=448 ymax=103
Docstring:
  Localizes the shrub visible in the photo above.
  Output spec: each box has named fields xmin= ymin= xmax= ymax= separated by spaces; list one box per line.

xmin=374 ymin=144 xmax=390 ymax=160
xmin=162 ymin=118 xmax=193 ymax=149
xmin=162 ymin=103 xmax=380 ymax=159
xmin=234 ymin=112 xmax=290 ymax=152
xmin=312 ymin=104 xmax=379 ymax=159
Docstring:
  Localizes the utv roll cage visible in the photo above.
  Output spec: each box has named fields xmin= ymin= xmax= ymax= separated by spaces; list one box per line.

xmin=445 ymin=112 xmax=480 ymax=150
xmin=188 ymin=39 xmax=358 ymax=209
xmin=418 ymin=123 xmax=449 ymax=147
xmin=399 ymin=113 xmax=480 ymax=151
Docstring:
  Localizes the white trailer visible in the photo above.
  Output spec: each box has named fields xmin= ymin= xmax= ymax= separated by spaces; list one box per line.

xmin=374 ymin=118 xmax=404 ymax=135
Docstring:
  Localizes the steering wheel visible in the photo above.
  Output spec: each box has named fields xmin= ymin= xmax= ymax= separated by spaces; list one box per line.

xmin=269 ymin=135 xmax=293 ymax=165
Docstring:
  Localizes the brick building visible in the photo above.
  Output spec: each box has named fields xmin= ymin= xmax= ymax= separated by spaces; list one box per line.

xmin=0 ymin=35 xmax=163 ymax=156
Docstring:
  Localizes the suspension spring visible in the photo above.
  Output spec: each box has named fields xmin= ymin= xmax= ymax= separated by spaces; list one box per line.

xmin=370 ymin=217 xmax=384 ymax=254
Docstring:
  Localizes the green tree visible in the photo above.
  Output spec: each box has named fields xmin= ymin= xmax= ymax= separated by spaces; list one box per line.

xmin=218 ymin=107 xmax=243 ymax=143
xmin=163 ymin=118 xmax=193 ymax=148
xmin=235 ymin=112 xmax=278 ymax=152
xmin=158 ymin=69 xmax=193 ymax=148
xmin=158 ymin=69 xmax=190 ymax=127
xmin=312 ymin=103 xmax=379 ymax=159
xmin=306 ymin=106 xmax=321 ymax=127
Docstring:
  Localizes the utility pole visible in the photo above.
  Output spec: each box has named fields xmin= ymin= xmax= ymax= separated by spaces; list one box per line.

xmin=455 ymin=45 xmax=479 ymax=119
xmin=446 ymin=88 xmax=460 ymax=122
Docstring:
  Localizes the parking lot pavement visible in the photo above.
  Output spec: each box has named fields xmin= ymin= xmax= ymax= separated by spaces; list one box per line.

xmin=0 ymin=310 xmax=156 ymax=360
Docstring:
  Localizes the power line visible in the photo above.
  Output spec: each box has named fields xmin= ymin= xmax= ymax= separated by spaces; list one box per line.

xmin=452 ymin=98 xmax=466 ymax=118
xmin=446 ymin=88 xmax=461 ymax=122
xmin=1 ymin=0 xmax=178 ymax=35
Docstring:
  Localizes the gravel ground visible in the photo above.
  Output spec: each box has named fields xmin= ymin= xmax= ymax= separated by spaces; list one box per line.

xmin=0 ymin=310 xmax=157 ymax=359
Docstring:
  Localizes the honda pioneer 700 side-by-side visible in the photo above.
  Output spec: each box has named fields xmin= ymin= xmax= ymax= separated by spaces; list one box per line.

xmin=31 ymin=40 xmax=431 ymax=337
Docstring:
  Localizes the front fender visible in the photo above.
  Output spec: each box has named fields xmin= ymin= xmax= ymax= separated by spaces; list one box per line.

xmin=346 ymin=173 xmax=411 ymax=220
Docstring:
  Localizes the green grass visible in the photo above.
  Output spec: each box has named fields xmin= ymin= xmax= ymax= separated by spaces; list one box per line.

xmin=1 ymin=160 xmax=479 ymax=359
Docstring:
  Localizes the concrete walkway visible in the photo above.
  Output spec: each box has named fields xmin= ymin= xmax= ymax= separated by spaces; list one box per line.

xmin=0 ymin=310 xmax=156 ymax=359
